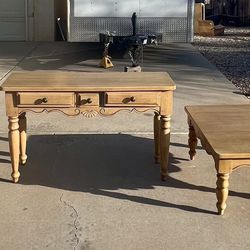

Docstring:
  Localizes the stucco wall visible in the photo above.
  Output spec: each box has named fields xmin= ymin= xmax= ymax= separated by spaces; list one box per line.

xmin=27 ymin=0 xmax=67 ymax=41
xmin=33 ymin=0 xmax=55 ymax=41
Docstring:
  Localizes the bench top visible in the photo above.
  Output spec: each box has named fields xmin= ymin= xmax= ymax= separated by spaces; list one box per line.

xmin=1 ymin=72 xmax=176 ymax=92
xmin=185 ymin=105 xmax=250 ymax=159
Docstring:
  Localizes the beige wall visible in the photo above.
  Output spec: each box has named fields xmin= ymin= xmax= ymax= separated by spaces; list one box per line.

xmin=34 ymin=0 xmax=55 ymax=41
xmin=27 ymin=0 xmax=67 ymax=41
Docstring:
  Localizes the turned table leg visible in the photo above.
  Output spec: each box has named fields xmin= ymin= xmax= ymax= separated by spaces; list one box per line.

xmin=188 ymin=122 xmax=198 ymax=160
xmin=8 ymin=116 xmax=20 ymax=183
xmin=154 ymin=112 xmax=161 ymax=164
xmin=19 ymin=112 xmax=27 ymax=165
xmin=216 ymin=173 xmax=229 ymax=215
xmin=160 ymin=115 xmax=171 ymax=181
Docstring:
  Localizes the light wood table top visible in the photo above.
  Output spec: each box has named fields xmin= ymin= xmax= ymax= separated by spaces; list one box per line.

xmin=1 ymin=71 xmax=176 ymax=184
xmin=185 ymin=104 xmax=250 ymax=215
xmin=1 ymin=72 xmax=176 ymax=91
xmin=185 ymin=105 xmax=250 ymax=159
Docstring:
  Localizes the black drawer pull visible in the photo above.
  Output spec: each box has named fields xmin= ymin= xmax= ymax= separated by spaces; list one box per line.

xmin=42 ymin=97 xmax=48 ymax=103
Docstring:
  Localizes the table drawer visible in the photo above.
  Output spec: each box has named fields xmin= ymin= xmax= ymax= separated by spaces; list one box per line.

xmin=77 ymin=93 xmax=99 ymax=106
xmin=105 ymin=92 xmax=161 ymax=106
xmin=17 ymin=92 xmax=74 ymax=107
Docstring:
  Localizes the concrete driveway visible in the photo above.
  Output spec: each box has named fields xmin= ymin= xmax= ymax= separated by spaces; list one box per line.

xmin=0 ymin=42 xmax=249 ymax=250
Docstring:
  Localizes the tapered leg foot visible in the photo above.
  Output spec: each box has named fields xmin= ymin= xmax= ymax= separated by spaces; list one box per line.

xmin=188 ymin=123 xmax=198 ymax=160
xmin=19 ymin=113 xmax=27 ymax=165
xmin=21 ymin=159 xmax=27 ymax=165
xmin=161 ymin=174 xmax=167 ymax=181
xmin=8 ymin=116 xmax=20 ymax=183
xmin=154 ymin=112 xmax=161 ymax=164
xmin=216 ymin=173 xmax=229 ymax=215
xmin=11 ymin=172 xmax=20 ymax=183
xmin=160 ymin=115 xmax=171 ymax=181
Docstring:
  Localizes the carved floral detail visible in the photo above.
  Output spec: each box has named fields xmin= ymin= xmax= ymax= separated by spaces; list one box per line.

xmin=99 ymin=108 xmax=159 ymax=116
xmin=20 ymin=108 xmax=81 ymax=117
xmin=19 ymin=107 xmax=160 ymax=118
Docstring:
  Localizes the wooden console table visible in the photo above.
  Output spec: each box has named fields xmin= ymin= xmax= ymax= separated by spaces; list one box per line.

xmin=185 ymin=105 xmax=250 ymax=215
xmin=1 ymin=72 xmax=176 ymax=183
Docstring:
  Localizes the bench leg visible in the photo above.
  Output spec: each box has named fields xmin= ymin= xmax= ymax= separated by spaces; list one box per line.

xmin=8 ymin=116 xmax=20 ymax=183
xmin=188 ymin=123 xmax=198 ymax=160
xmin=19 ymin=112 xmax=27 ymax=165
xmin=216 ymin=173 xmax=229 ymax=215
xmin=154 ymin=112 xmax=160 ymax=164
xmin=160 ymin=115 xmax=171 ymax=181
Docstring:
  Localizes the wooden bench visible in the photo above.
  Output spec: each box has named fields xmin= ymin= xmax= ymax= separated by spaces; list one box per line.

xmin=185 ymin=105 xmax=250 ymax=215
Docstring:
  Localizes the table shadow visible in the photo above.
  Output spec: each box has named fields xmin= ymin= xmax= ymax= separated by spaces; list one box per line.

xmin=2 ymin=134 xmax=249 ymax=214
xmin=0 ymin=137 xmax=11 ymax=164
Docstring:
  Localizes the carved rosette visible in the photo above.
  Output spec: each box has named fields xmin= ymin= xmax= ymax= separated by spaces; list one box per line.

xmin=81 ymin=110 xmax=98 ymax=118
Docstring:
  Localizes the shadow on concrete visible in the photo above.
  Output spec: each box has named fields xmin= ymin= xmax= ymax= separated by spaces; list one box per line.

xmin=89 ymin=189 xmax=217 ymax=215
xmin=0 ymin=158 xmax=11 ymax=164
xmin=1 ymin=133 xmax=247 ymax=214
xmin=18 ymin=43 xmax=105 ymax=72
xmin=15 ymin=43 xmax=218 ymax=74
xmin=0 ymin=136 xmax=8 ymax=142
xmin=0 ymin=136 xmax=10 ymax=164
xmin=0 ymin=178 xmax=12 ymax=183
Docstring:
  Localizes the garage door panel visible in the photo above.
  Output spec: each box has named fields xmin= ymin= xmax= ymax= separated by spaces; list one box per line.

xmin=0 ymin=12 xmax=25 ymax=18
xmin=0 ymin=0 xmax=26 ymax=41
xmin=0 ymin=9 xmax=26 ymax=18
xmin=0 ymin=20 xmax=26 ymax=41
xmin=0 ymin=0 xmax=25 ymax=12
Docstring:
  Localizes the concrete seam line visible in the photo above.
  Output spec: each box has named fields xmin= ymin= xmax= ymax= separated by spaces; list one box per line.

xmin=0 ymin=44 xmax=40 ymax=82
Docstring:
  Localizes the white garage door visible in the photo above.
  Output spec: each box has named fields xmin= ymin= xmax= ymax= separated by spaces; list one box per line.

xmin=0 ymin=0 xmax=26 ymax=41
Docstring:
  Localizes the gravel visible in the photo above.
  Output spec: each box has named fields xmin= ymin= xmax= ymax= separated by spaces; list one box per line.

xmin=192 ymin=27 xmax=250 ymax=96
